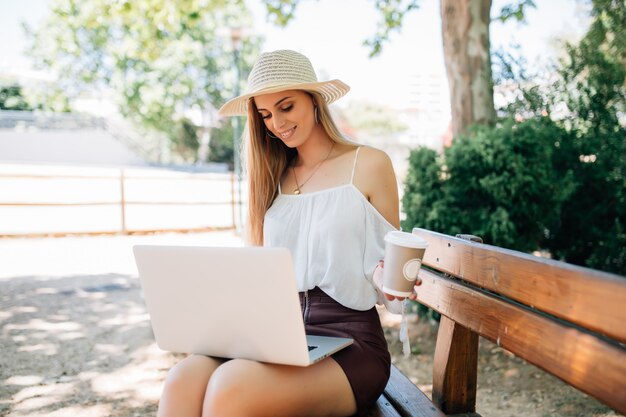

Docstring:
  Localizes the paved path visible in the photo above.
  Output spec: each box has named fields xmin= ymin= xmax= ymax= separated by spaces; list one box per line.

xmin=0 ymin=231 xmax=243 ymax=280
xmin=0 ymin=231 xmax=242 ymax=417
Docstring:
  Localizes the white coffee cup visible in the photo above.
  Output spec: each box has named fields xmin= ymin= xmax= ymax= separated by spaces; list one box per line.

xmin=382 ymin=231 xmax=429 ymax=297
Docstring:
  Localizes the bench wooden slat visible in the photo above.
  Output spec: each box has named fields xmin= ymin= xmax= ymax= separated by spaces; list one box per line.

xmin=369 ymin=394 xmax=403 ymax=417
xmin=382 ymin=365 xmax=447 ymax=417
xmin=414 ymin=268 xmax=626 ymax=414
xmin=413 ymin=228 xmax=626 ymax=343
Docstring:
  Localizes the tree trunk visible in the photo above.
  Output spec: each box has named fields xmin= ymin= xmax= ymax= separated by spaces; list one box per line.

xmin=440 ymin=0 xmax=496 ymax=138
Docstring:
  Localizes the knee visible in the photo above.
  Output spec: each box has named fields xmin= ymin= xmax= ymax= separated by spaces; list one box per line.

xmin=203 ymin=359 xmax=259 ymax=417
xmin=162 ymin=355 xmax=215 ymax=398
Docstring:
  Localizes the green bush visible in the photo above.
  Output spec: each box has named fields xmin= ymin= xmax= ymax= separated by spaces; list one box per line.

xmin=543 ymin=0 xmax=626 ymax=274
xmin=404 ymin=0 xmax=626 ymax=276
xmin=208 ymin=122 xmax=235 ymax=170
xmin=0 ymin=84 xmax=32 ymax=111
xmin=169 ymin=118 xmax=235 ymax=168
xmin=402 ymin=117 xmax=576 ymax=253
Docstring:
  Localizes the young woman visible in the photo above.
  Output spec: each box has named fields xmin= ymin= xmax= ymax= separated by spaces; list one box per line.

xmin=156 ymin=49 xmax=417 ymax=417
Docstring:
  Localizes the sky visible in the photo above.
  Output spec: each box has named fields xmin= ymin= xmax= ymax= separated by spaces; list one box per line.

xmin=0 ymin=0 xmax=590 ymax=111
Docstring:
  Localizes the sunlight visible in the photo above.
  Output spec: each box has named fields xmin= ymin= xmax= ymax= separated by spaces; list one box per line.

xmin=56 ymin=331 xmax=85 ymax=340
xmin=35 ymin=287 xmax=58 ymax=295
xmin=93 ymin=343 xmax=125 ymax=355
xmin=9 ymin=306 xmax=38 ymax=313
xmin=12 ymin=382 xmax=74 ymax=407
xmin=3 ymin=375 xmax=43 ymax=386
xmin=17 ymin=342 xmax=57 ymax=355
xmin=5 ymin=318 xmax=81 ymax=332
xmin=27 ymin=404 xmax=112 ymax=417
xmin=98 ymin=312 xmax=150 ymax=327
xmin=90 ymin=343 xmax=173 ymax=402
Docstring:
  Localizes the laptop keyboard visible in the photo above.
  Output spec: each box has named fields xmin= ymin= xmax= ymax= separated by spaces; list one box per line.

xmin=308 ymin=345 xmax=318 ymax=351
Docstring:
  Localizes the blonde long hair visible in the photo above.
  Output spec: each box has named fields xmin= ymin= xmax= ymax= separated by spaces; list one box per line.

xmin=244 ymin=91 xmax=354 ymax=245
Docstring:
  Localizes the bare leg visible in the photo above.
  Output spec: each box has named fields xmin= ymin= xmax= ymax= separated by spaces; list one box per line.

xmin=157 ymin=354 xmax=225 ymax=417
xmin=202 ymin=357 xmax=357 ymax=417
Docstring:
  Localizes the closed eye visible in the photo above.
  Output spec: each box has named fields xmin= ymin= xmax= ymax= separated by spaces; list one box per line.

xmin=259 ymin=104 xmax=293 ymax=120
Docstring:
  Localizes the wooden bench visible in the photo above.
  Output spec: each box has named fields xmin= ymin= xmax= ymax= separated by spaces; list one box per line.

xmin=369 ymin=228 xmax=626 ymax=417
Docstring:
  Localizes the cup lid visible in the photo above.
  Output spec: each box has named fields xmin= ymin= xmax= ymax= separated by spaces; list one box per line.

xmin=384 ymin=231 xmax=428 ymax=249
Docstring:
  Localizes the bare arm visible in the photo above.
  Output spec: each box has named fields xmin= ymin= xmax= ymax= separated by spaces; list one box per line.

xmin=354 ymin=147 xmax=416 ymax=309
xmin=354 ymin=146 xmax=400 ymax=228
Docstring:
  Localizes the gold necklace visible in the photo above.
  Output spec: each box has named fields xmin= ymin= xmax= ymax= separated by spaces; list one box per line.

xmin=292 ymin=142 xmax=334 ymax=195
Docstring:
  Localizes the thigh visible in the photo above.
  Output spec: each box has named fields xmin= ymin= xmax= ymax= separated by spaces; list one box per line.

xmin=204 ymin=357 xmax=357 ymax=417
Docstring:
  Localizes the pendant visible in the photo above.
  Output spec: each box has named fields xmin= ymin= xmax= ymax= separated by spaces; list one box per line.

xmin=294 ymin=188 xmax=301 ymax=195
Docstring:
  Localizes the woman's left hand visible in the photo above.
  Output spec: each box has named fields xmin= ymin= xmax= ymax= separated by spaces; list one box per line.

xmin=373 ymin=260 xmax=421 ymax=301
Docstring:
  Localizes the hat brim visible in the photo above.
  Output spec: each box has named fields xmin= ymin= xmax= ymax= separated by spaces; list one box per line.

xmin=218 ymin=79 xmax=350 ymax=117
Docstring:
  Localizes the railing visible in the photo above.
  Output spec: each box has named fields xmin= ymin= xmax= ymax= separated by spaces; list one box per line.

xmin=0 ymin=167 xmax=242 ymax=237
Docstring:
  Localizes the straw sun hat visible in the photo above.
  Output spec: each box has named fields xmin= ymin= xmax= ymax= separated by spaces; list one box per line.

xmin=218 ymin=49 xmax=350 ymax=117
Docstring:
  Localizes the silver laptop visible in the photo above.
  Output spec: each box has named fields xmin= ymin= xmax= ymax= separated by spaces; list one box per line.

xmin=133 ymin=245 xmax=353 ymax=367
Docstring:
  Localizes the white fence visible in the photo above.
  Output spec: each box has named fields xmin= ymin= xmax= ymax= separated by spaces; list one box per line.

xmin=0 ymin=164 xmax=242 ymax=237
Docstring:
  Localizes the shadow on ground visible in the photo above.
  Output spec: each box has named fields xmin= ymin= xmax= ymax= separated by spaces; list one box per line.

xmin=0 ymin=273 xmax=180 ymax=417
xmin=1 ymin=273 xmax=621 ymax=417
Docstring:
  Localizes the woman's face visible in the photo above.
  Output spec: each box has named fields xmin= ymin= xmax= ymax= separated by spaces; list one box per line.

xmin=254 ymin=90 xmax=317 ymax=148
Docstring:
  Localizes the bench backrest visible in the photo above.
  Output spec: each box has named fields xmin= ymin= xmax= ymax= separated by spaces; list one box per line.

xmin=412 ymin=228 xmax=626 ymax=415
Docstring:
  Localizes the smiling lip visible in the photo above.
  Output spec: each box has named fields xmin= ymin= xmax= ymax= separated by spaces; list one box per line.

xmin=279 ymin=127 xmax=296 ymax=140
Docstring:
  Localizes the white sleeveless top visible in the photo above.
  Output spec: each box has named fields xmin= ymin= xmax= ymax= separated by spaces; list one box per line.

xmin=263 ymin=147 xmax=397 ymax=311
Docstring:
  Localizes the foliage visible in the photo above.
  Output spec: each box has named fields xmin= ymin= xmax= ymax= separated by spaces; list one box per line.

xmin=171 ymin=118 xmax=201 ymax=163
xmin=404 ymin=0 xmax=626 ymax=275
xmin=167 ymin=117 xmax=234 ymax=168
xmin=22 ymin=86 xmax=72 ymax=113
xmin=208 ymin=122 xmax=235 ymax=170
xmin=263 ymin=0 xmax=300 ymax=26
xmin=0 ymin=84 xmax=33 ymax=111
xmin=542 ymin=0 xmax=626 ymax=273
xmin=341 ymin=100 xmax=408 ymax=136
xmin=262 ymin=0 xmax=535 ymax=57
xmin=495 ymin=0 xmax=536 ymax=23
xmin=362 ymin=0 xmax=420 ymax=58
xmin=402 ymin=118 xmax=576 ymax=253
xmin=25 ymin=0 xmax=259 ymax=163
xmin=261 ymin=0 xmax=419 ymax=57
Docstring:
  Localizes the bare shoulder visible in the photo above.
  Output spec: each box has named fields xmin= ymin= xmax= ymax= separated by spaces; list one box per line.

xmin=355 ymin=146 xmax=396 ymax=187
xmin=354 ymin=145 xmax=400 ymax=228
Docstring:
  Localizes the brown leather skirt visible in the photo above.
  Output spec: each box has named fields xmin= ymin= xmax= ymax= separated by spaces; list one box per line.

xmin=299 ymin=287 xmax=390 ymax=417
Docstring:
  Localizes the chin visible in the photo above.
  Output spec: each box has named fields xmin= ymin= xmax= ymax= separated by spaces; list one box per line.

xmin=281 ymin=135 xmax=306 ymax=149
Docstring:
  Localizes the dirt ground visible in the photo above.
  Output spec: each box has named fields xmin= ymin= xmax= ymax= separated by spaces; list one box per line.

xmin=1 ymin=270 xmax=622 ymax=417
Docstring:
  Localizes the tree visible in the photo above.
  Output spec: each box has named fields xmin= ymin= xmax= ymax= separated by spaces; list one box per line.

xmin=0 ymin=84 xmax=33 ymax=111
xmin=25 ymin=0 xmax=259 ymax=163
xmin=403 ymin=0 xmax=626 ymax=275
xmin=440 ymin=0 xmax=496 ymax=137
xmin=542 ymin=0 xmax=626 ymax=273
xmin=262 ymin=0 xmax=535 ymax=138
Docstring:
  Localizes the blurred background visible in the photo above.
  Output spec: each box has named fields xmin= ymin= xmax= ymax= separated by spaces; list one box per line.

xmin=0 ymin=0 xmax=624 ymax=274
xmin=1 ymin=2 xmax=624 ymax=416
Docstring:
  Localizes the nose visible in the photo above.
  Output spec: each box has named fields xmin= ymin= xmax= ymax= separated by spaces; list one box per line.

xmin=272 ymin=112 xmax=286 ymax=130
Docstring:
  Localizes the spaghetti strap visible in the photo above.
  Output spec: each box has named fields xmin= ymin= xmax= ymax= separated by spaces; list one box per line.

xmin=350 ymin=146 xmax=362 ymax=184
xmin=278 ymin=181 xmax=282 ymax=194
